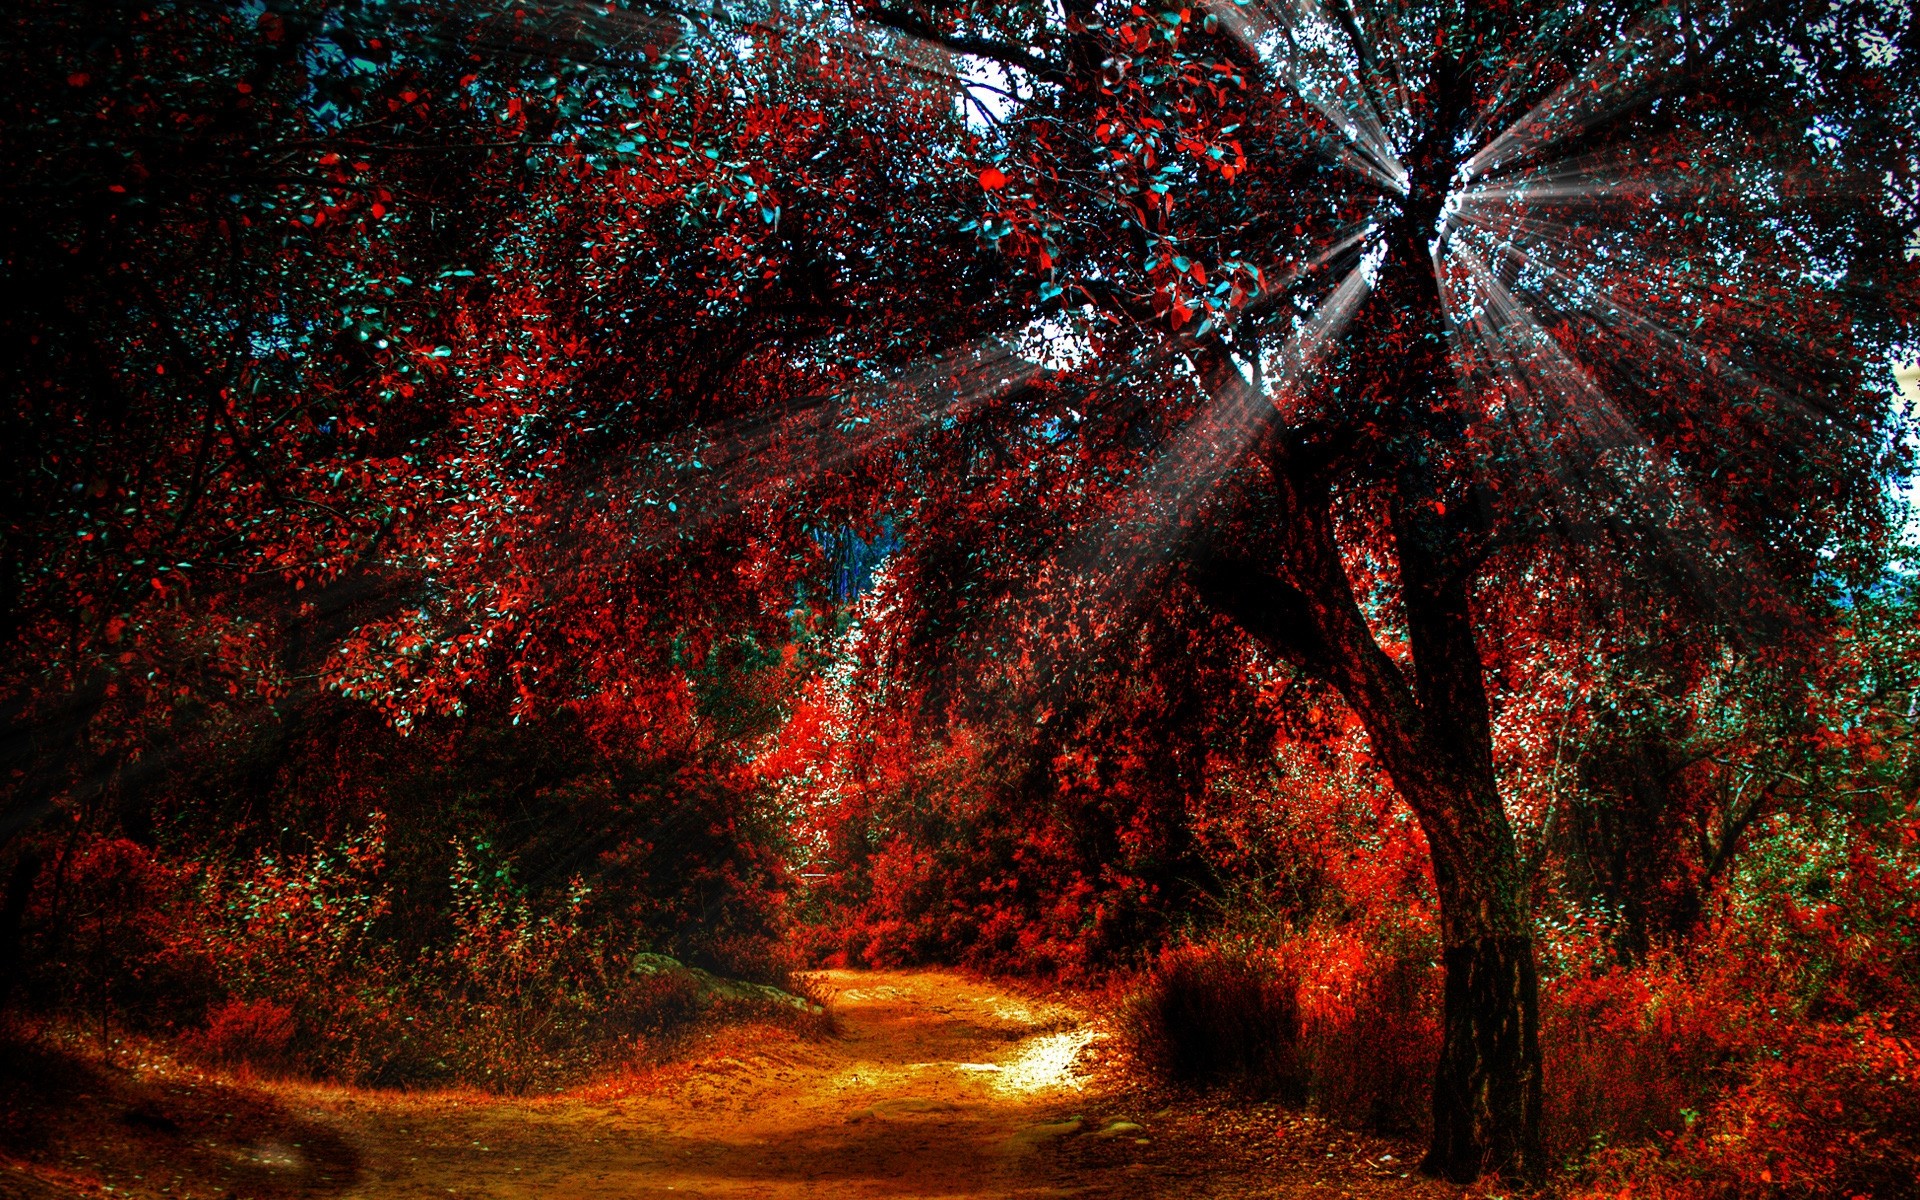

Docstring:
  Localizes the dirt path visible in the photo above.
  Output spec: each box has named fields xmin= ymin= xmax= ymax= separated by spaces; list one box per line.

xmin=3 ymin=970 xmax=1452 ymax=1199
xmin=328 ymin=970 xmax=1115 ymax=1200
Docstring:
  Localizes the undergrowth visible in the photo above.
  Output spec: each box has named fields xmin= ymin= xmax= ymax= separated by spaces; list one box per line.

xmin=1121 ymin=867 xmax=1920 ymax=1199
xmin=8 ymin=823 xmax=817 ymax=1093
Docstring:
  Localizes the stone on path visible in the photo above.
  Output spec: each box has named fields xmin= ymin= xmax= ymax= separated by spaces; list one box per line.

xmin=1008 ymin=1117 xmax=1084 ymax=1147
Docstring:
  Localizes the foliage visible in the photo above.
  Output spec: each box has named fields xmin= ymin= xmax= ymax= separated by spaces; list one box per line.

xmin=7 ymin=683 xmax=809 ymax=1089
xmin=189 ymin=998 xmax=297 ymax=1073
xmin=19 ymin=837 xmax=217 ymax=1035
xmin=15 ymin=812 xmax=804 ymax=1091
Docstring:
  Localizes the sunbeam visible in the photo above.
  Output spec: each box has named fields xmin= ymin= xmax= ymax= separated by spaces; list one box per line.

xmin=1460 ymin=0 xmax=1768 ymax=184
xmin=1438 ymin=240 xmax=1766 ymax=607
xmin=1202 ymin=0 xmax=1408 ymax=193
xmin=1445 ymin=190 xmax=1864 ymax=439
xmin=626 ymin=333 xmax=1048 ymax=545
xmin=1083 ymin=259 xmax=1372 ymax=589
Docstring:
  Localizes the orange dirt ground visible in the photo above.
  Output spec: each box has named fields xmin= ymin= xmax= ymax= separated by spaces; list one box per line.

xmin=2 ymin=970 xmax=1456 ymax=1199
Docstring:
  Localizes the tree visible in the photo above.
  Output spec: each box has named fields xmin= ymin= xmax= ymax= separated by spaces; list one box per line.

xmin=842 ymin=0 xmax=1916 ymax=1177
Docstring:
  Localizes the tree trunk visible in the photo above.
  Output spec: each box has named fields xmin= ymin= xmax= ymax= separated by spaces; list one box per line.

xmin=1391 ymin=447 xmax=1544 ymax=1182
xmin=1428 ymin=926 xmax=1542 ymax=1179
xmin=1380 ymin=187 xmax=1543 ymax=1178
xmin=1412 ymin=771 xmax=1543 ymax=1179
xmin=1390 ymin=735 xmax=1543 ymax=1182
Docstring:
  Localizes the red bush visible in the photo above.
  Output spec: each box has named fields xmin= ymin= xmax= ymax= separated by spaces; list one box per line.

xmin=1123 ymin=927 xmax=1441 ymax=1133
xmin=21 ymin=836 xmax=216 ymax=1030
xmin=1543 ymin=904 xmax=1920 ymax=1199
xmin=1702 ymin=1015 xmax=1920 ymax=1198
xmin=191 ymin=999 xmax=296 ymax=1073
xmin=1283 ymin=925 xmax=1440 ymax=1136
xmin=1540 ymin=960 xmax=1729 ymax=1164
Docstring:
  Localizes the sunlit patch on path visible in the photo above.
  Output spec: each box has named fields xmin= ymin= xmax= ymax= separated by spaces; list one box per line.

xmin=993 ymin=1029 xmax=1101 ymax=1095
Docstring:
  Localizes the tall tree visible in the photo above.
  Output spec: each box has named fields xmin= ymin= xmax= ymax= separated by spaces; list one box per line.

xmin=849 ymin=0 xmax=1917 ymax=1177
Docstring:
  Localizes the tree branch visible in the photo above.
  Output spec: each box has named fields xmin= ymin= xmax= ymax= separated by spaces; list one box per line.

xmin=866 ymin=8 xmax=1063 ymax=83
xmin=1188 ymin=554 xmax=1327 ymax=674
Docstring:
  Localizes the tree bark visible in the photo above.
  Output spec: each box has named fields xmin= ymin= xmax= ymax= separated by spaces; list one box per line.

xmin=1389 ymin=432 xmax=1544 ymax=1181
xmin=1429 ymin=929 xmax=1541 ymax=1177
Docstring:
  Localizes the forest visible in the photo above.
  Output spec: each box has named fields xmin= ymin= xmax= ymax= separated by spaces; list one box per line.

xmin=2 ymin=0 xmax=1917 ymax=1196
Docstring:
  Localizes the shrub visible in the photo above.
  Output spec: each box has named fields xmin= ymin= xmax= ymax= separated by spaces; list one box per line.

xmin=1122 ymin=925 xmax=1442 ymax=1134
xmin=19 ymin=836 xmax=217 ymax=1033
xmin=1123 ymin=942 xmax=1305 ymax=1099
xmin=1559 ymin=983 xmax=1920 ymax=1200
xmin=1539 ymin=959 xmax=1726 ymax=1165
xmin=179 ymin=821 xmax=808 ymax=1091
xmin=1702 ymin=1014 xmax=1920 ymax=1199
xmin=1534 ymin=910 xmax=1920 ymax=1199
xmin=191 ymin=999 xmax=295 ymax=1073
xmin=1284 ymin=924 xmax=1439 ymax=1136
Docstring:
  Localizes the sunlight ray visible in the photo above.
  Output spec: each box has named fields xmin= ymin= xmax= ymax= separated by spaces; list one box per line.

xmin=1084 ymin=260 xmax=1372 ymax=587
xmin=417 ymin=329 xmax=1050 ymax=601
xmin=1202 ymin=0 xmax=1408 ymax=193
xmin=1459 ymin=1 xmax=1616 ymax=153
xmin=1446 ymin=203 xmax=1861 ymax=433
xmin=1441 ymin=242 xmax=1766 ymax=605
xmin=1455 ymin=141 xmax=1878 ymax=210
xmin=1460 ymin=0 xmax=1765 ymax=185
xmin=624 ymin=334 xmax=1048 ymax=546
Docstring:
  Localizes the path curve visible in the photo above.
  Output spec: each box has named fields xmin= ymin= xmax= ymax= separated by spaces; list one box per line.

xmin=4 ymin=969 xmax=1450 ymax=1199
xmin=329 ymin=969 xmax=1113 ymax=1199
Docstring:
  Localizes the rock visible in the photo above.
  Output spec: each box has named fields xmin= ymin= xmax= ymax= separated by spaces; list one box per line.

xmin=1011 ymin=1117 xmax=1084 ymax=1145
xmin=871 ymin=1097 xmax=961 ymax=1117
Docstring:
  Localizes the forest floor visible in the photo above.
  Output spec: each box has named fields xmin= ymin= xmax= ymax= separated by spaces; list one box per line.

xmin=1 ymin=970 xmax=1461 ymax=1200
